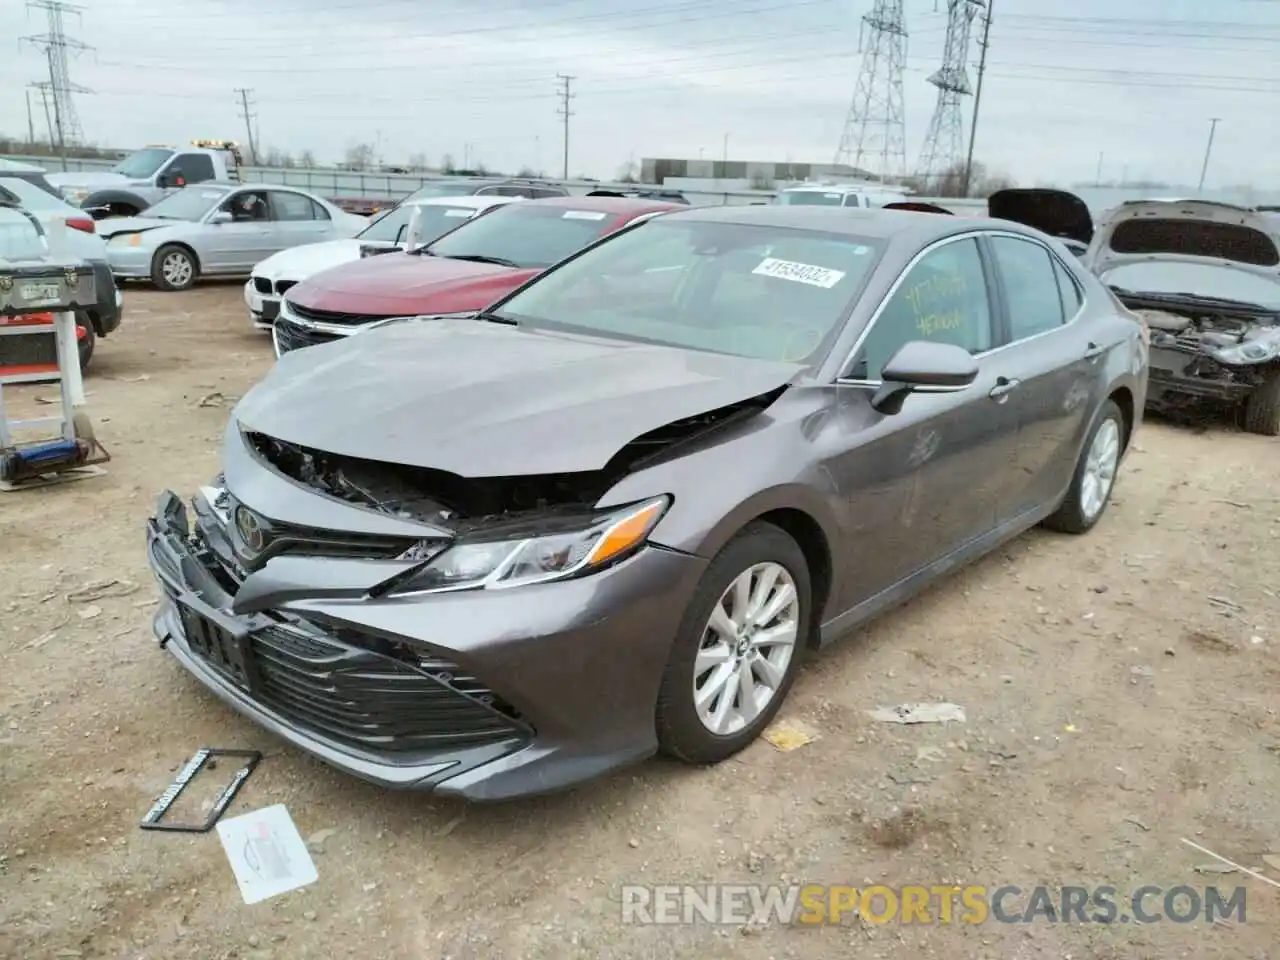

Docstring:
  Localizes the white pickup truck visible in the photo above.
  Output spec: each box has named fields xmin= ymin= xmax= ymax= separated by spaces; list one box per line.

xmin=46 ymin=141 xmax=243 ymax=220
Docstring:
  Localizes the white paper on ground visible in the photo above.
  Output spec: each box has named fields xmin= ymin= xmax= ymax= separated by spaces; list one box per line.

xmin=216 ymin=803 xmax=318 ymax=905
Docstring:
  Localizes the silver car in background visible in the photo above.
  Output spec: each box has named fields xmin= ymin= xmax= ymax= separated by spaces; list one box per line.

xmin=100 ymin=183 xmax=368 ymax=291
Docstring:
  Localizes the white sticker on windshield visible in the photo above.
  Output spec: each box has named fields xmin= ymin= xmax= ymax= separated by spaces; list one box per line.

xmin=201 ymin=191 xmax=223 ymax=199
xmin=562 ymin=210 xmax=608 ymax=220
xmin=443 ymin=209 xmax=474 ymax=218
xmin=752 ymin=257 xmax=847 ymax=288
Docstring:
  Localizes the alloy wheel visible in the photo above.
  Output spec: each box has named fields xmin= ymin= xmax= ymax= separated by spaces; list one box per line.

xmin=692 ymin=561 xmax=799 ymax=736
xmin=1080 ymin=417 xmax=1120 ymax=522
xmin=162 ymin=252 xmax=194 ymax=288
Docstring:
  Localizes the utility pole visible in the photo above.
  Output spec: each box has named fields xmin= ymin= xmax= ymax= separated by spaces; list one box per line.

xmin=235 ymin=87 xmax=259 ymax=164
xmin=1095 ymin=151 xmax=1104 ymax=186
xmin=25 ymin=90 xmax=36 ymax=145
xmin=31 ymin=84 xmax=55 ymax=146
xmin=961 ymin=0 xmax=994 ymax=197
xmin=1197 ymin=117 xmax=1221 ymax=193
xmin=555 ymin=74 xmax=575 ymax=180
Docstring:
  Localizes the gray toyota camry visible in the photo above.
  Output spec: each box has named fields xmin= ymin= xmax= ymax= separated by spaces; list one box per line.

xmin=146 ymin=204 xmax=1149 ymax=800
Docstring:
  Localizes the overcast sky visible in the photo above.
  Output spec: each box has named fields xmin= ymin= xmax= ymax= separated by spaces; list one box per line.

xmin=2 ymin=0 xmax=1278 ymax=186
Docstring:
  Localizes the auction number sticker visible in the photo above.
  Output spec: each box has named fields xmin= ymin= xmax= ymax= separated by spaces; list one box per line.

xmin=19 ymin=282 xmax=60 ymax=306
xmin=752 ymin=258 xmax=846 ymax=289
xmin=562 ymin=210 xmax=608 ymax=220
xmin=443 ymin=208 xmax=474 ymax=218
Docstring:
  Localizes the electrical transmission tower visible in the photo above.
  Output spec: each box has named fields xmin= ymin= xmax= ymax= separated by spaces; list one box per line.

xmin=915 ymin=0 xmax=984 ymax=192
xmin=833 ymin=0 xmax=908 ymax=183
xmin=555 ymin=74 xmax=575 ymax=180
xmin=21 ymin=0 xmax=92 ymax=153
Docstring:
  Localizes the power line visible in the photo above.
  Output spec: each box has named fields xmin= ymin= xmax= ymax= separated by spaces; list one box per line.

xmin=556 ymin=73 xmax=575 ymax=179
xmin=235 ymin=87 xmax=259 ymax=163
xmin=19 ymin=0 xmax=92 ymax=166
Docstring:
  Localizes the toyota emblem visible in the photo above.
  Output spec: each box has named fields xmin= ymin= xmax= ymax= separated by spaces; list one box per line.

xmin=234 ymin=505 xmax=267 ymax=553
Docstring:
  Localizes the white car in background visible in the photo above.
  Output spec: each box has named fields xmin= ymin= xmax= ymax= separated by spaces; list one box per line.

xmin=773 ymin=183 xmax=909 ymax=208
xmin=0 ymin=175 xmax=123 ymax=370
xmin=244 ymin=194 xmax=518 ymax=329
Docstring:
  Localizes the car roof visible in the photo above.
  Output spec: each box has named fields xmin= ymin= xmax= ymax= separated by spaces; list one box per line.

xmin=512 ymin=195 xmax=683 ymax=216
xmin=665 ymin=203 xmax=1038 ymax=243
xmin=780 ymin=183 xmax=898 ymax=194
xmin=408 ymin=195 xmax=517 ymax=210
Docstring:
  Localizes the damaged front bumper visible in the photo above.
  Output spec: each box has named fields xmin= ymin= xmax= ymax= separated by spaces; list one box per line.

xmin=1146 ymin=345 xmax=1267 ymax=405
xmin=145 ymin=489 xmax=706 ymax=800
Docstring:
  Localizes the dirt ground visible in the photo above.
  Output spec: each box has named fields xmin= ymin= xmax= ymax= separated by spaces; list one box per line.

xmin=0 ymin=283 xmax=1277 ymax=960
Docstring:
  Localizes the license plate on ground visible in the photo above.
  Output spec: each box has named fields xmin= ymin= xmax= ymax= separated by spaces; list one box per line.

xmin=260 ymin=301 xmax=279 ymax=321
xmin=20 ymin=282 xmax=60 ymax=306
xmin=180 ymin=606 xmax=256 ymax=691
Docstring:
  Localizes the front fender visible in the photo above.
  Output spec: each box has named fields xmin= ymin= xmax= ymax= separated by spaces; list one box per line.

xmin=82 ymin=189 xmax=151 ymax=219
xmin=595 ymin=385 xmax=845 ymax=566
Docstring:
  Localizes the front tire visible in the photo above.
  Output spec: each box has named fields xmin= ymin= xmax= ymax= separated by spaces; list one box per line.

xmin=151 ymin=244 xmax=198 ymax=291
xmin=1043 ymin=399 xmax=1125 ymax=534
xmin=1242 ymin=371 xmax=1280 ymax=436
xmin=655 ymin=522 xmax=811 ymax=764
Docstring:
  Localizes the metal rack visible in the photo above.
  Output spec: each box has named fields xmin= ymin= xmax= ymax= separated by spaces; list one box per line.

xmin=0 ymin=206 xmax=108 ymax=491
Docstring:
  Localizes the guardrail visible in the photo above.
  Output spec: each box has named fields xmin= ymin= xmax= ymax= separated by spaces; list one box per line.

xmin=4 ymin=154 xmax=1002 ymax=213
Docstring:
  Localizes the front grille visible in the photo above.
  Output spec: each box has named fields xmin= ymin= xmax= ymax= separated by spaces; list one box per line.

xmin=275 ymin=279 xmax=297 ymax=296
xmin=274 ymin=316 xmax=341 ymax=354
xmin=288 ymin=302 xmax=397 ymax=327
xmin=253 ymin=276 xmax=272 ymax=294
xmin=246 ymin=625 xmax=528 ymax=754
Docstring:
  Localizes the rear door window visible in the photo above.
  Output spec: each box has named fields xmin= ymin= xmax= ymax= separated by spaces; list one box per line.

xmin=989 ymin=235 xmax=1066 ymax=341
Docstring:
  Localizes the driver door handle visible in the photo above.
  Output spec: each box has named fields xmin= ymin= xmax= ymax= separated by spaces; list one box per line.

xmin=989 ymin=376 xmax=1021 ymax=402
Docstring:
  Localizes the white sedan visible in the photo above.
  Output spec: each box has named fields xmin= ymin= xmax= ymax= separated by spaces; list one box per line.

xmin=244 ymin=194 xmax=518 ymax=329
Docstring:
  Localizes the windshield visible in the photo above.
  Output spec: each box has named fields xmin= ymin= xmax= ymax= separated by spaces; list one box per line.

xmin=1103 ymin=262 xmax=1280 ymax=310
xmin=405 ymin=182 xmax=479 ymax=201
xmin=359 ymin=202 xmax=479 ymax=244
xmin=142 ymin=186 xmax=230 ymax=221
xmin=111 ymin=148 xmax=174 ymax=179
xmin=491 ymin=219 xmax=884 ymax=363
xmin=425 ymin=204 xmax=621 ymax=269
xmin=776 ymin=191 xmax=846 ymax=206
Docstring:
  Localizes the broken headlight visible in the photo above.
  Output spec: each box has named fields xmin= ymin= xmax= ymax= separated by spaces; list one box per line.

xmin=1211 ymin=340 xmax=1280 ymax=365
xmin=388 ymin=496 xmax=670 ymax=595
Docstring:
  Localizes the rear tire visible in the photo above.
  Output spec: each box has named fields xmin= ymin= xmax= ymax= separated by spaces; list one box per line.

xmin=1242 ymin=371 xmax=1280 ymax=436
xmin=655 ymin=522 xmax=810 ymax=764
xmin=1043 ymin=399 xmax=1125 ymax=534
xmin=76 ymin=316 xmax=96 ymax=372
xmin=151 ymin=244 xmax=198 ymax=291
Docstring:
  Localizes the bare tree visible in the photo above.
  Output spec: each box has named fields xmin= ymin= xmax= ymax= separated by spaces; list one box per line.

xmin=907 ymin=159 xmax=1016 ymax=198
xmin=408 ymin=152 xmax=429 ymax=171
xmin=298 ymin=149 xmax=317 ymax=168
xmin=262 ymin=147 xmax=293 ymax=168
xmin=616 ymin=158 xmax=638 ymax=183
xmin=440 ymin=153 xmax=457 ymax=174
xmin=344 ymin=142 xmax=377 ymax=171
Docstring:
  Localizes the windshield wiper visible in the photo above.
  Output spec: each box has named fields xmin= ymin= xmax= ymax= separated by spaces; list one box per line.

xmin=475 ymin=310 xmax=518 ymax=326
xmin=443 ymin=253 xmax=522 ymax=268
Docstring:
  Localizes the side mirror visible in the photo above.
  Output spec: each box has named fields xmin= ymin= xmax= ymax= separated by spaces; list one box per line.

xmin=209 ymin=210 xmax=232 ymax=225
xmin=870 ymin=341 xmax=978 ymax=415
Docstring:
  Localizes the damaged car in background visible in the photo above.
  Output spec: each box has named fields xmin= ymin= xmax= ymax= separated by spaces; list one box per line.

xmin=146 ymin=204 xmax=1146 ymax=800
xmin=1087 ymin=199 xmax=1280 ymax=435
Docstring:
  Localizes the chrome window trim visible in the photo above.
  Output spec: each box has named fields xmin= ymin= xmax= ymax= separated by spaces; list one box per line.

xmin=834 ymin=228 xmax=1087 ymax=386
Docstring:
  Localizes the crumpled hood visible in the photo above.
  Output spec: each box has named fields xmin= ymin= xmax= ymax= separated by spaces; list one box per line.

xmin=287 ymin=252 xmax=538 ymax=316
xmin=1090 ymin=200 xmax=1280 ymax=275
xmin=252 ymin=238 xmax=365 ymax=282
xmin=96 ymin=216 xmax=175 ymax=240
xmin=234 ymin=318 xmax=800 ymax=477
xmin=987 ymin=188 xmax=1094 ymax=246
